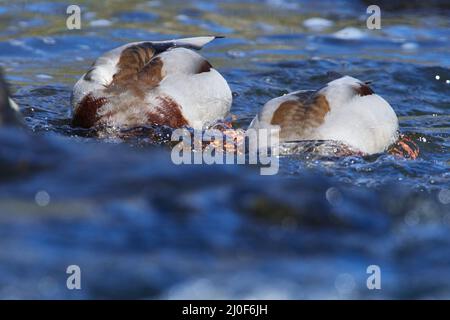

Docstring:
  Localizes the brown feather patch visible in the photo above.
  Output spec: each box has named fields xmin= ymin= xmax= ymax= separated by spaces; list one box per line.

xmin=197 ymin=60 xmax=212 ymax=74
xmin=137 ymin=57 xmax=164 ymax=87
xmin=108 ymin=52 xmax=164 ymax=98
xmin=147 ymin=96 xmax=188 ymax=128
xmin=72 ymin=94 xmax=107 ymax=128
xmin=355 ymin=83 xmax=374 ymax=96
xmin=109 ymin=44 xmax=159 ymax=89
xmin=113 ymin=45 xmax=155 ymax=83
xmin=270 ymin=93 xmax=330 ymax=140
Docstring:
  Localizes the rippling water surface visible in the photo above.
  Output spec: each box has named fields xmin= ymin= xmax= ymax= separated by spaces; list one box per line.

xmin=0 ymin=0 xmax=449 ymax=299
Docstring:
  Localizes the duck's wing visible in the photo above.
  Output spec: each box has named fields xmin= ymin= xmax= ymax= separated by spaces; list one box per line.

xmin=143 ymin=36 xmax=223 ymax=51
xmin=72 ymin=36 xmax=222 ymax=108
xmin=250 ymin=90 xmax=331 ymax=141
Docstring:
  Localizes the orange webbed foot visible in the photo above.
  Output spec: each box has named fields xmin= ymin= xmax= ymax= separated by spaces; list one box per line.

xmin=388 ymin=134 xmax=420 ymax=160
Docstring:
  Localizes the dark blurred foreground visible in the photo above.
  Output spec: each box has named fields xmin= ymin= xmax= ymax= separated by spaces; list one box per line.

xmin=0 ymin=128 xmax=449 ymax=299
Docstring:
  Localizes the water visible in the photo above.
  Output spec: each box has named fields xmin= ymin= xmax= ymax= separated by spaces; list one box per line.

xmin=0 ymin=0 xmax=449 ymax=299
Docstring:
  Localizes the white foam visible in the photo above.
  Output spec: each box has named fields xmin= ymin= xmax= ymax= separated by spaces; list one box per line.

xmin=303 ymin=17 xmax=334 ymax=32
xmin=333 ymin=27 xmax=365 ymax=40
xmin=89 ymin=19 xmax=113 ymax=27
xmin=401 ymin=42 xmax=418 ymax=51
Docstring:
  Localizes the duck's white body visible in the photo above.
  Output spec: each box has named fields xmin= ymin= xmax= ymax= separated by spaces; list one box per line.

xmin=249 ymin=76 xmax=398 ymax=155
xmin=71 ymin=37 xmax=232 ymax=130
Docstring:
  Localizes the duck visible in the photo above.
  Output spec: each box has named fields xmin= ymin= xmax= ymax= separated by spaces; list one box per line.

xmin=248 ymin=76 xmax=399 ymax=155
xmin=0 ymin=69 xmax=22 ymax=126
xmin=71 ymin=36 xmax=232 ymax=132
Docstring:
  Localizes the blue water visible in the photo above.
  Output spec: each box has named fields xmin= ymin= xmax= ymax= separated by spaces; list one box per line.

xmin=0 ymin=0 xmax=449 ymax=299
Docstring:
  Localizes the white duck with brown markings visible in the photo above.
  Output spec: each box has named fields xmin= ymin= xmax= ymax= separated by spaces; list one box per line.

xmin=71 ymin=36 xmax=232 ymax=133
xmin=249 ymin=76 xmax=399 ymax=155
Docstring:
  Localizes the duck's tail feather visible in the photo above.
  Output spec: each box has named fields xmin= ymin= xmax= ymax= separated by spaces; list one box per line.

xmin=150 ymin=36 xmax=224 ymax=52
